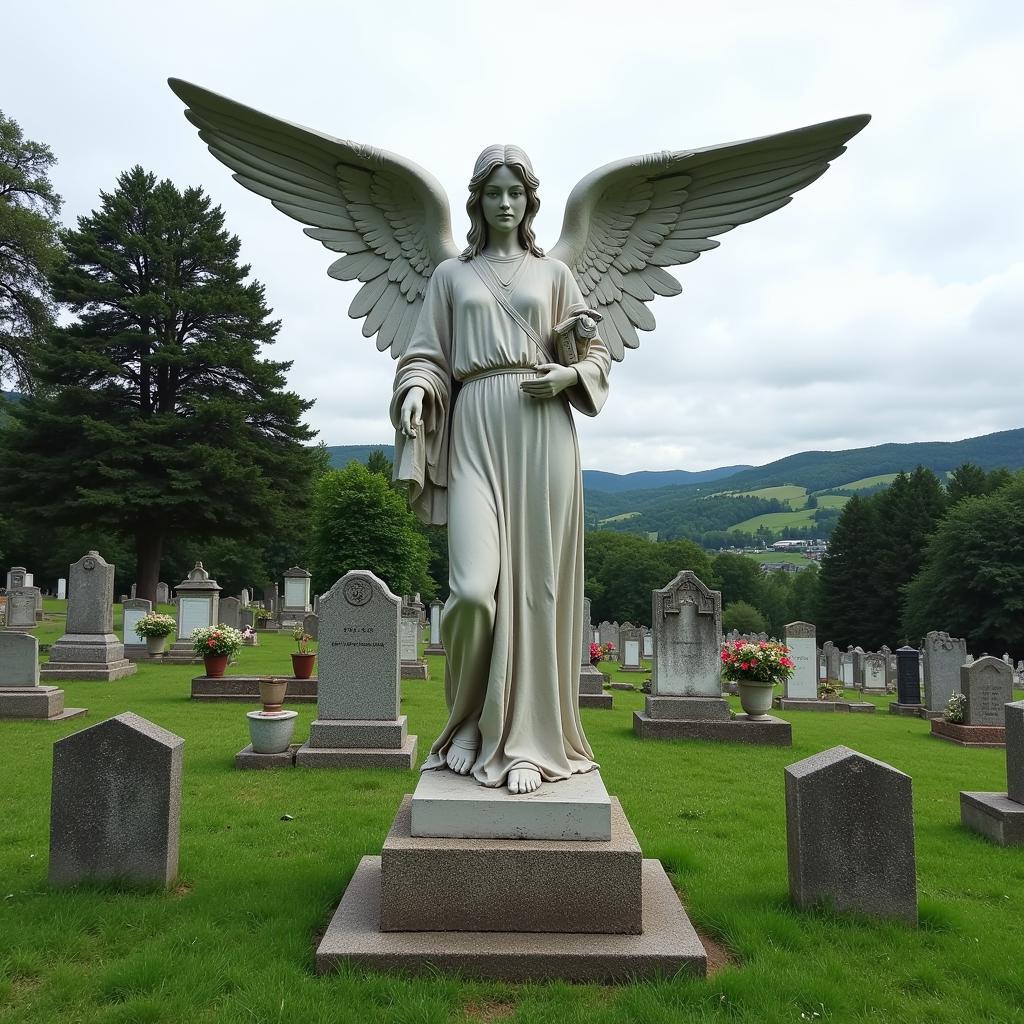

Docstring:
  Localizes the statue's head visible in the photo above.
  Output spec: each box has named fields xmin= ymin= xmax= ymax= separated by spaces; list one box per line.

xmin=460 ymin=144 xmax=544 ymax=260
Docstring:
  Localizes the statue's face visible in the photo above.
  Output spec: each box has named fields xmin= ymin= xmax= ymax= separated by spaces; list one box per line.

xmin=481 ymin=164 xmax=527 ymax=235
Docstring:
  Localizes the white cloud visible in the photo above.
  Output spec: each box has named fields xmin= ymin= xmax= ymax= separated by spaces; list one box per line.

xmin=3 ymin=0 xmax=1023 ymax=473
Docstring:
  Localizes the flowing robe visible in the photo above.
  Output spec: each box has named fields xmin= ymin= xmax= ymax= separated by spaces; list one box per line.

xmin=390 ymin=253 xmax=611 ymax=787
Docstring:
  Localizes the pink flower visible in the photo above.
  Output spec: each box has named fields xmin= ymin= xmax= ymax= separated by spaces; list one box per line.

xmin=741 ymin=661 xmax=750 ymax=670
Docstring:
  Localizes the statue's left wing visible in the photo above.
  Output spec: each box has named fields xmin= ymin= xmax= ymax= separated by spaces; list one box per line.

xmin=168 ymin=79 xmax=460 ymax=358
xmin=549 ymin=114 xmax=870 ymax=360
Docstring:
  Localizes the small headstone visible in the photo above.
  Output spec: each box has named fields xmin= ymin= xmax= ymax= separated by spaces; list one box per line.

xmin=0 ymin=631 xmax=40 ymax=686
xmin=122 ymin=598 xmax=152 ymax=648
xmin=156 ymin=582 xmax=170 ymax=605
xmin=399 ymin=605 xmax=428 ymax=678
xmin=959 ymin=701 xmax=1024 ymax=846
xmin=174 ymin=563 xmax=221 ymax=639
xmin=4 ymin=587 xmax=38 ymax=631
xmin=1008 ymin=701 xmax=1024 ymax=805
xmin=282 ymin=566 xmax=313 ymax=621
xmin=219 ymin=596 xmax=241 ymax=630
xmin=851 ymin=647 xmax=865 ymax=689
xmin=642 ymin=632 xmax=653 ymax=659
xmin=49 ymin=713 xmax=183 ymax=887
xmin=922 ymin=631 xmax=968 ymax=713
xmin=862 ymin=652 xmax=887 ymax=692
xmin=839 ymin=652 xmax=853 ymax=687
xmin=57 ymin=578 xmax=67 ymax=600
xmin=894 ymin=646 xmax=922 ymax=707
xmin=239 ymin=587 xmax=250 ymax=607
xmin=962 ymin=657 xmax=1014 ymax=726
xmin=823 ymin=641 xmax=840 ymax=681
xmin=130 ymin=583 xmax=137 ymax=599
xmin=303 ymin=612 xmax=319 ymax=640
xmin=598 ymin=620 xmax=617 ymax=648
xmin=785 ymin=745 xmax=917 ymax=924
xmin=0 ymin=632 xmax=84 ymax=720
xmin=425 ymin=597 xmax=444 ymax=653
xmin=6 ymin=566 xmax=28 ymax=590
xmin=783 ymin=622 xmax=817 ymax=699
xmin=619 ymin=626 xmax=643 ymax=671
xmin=239 ymin=608 xmax=255 ymax=630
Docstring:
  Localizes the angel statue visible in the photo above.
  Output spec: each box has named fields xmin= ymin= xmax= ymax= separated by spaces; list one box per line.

xmin=169 ymin=79 xmax=868 ymax=794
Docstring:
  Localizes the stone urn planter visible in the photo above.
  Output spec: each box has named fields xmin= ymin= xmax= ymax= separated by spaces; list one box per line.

xmin=259 ymin=677 xmax=289 ymax=713
xmin=146 ymin=635 xmax=168 ymax=656
xmin=203 ymin=653 xmax=229 ymax=678
xmin=738 ymin=680 xmax=776 ymax=719
xmin=291 ymin=652 xmax=317 ymax=680
xmin=246 ymin=710 xmax=298 ymax=754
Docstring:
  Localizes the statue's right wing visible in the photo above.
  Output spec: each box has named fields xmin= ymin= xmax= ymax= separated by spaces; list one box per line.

xmin=168 ymin=79 xmax=460 ymax=358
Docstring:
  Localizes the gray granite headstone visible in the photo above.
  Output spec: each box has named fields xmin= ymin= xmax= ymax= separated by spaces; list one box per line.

xmin=4 ymin=587 xmax=37 ymax=630
xmin=823 ymin=641 xmax=840 ymax=681
xmin=317 ymin=569 xmax=400 ymax=721
xmin=219 ymin=596 xmax=241 ymax=629
xmin=785 ymin=745 xmax=917 ymax=924
xmin=962 ymin=657 xmax=1014 ymax=726
xmin=597 ymin=621 xmax=616 ymax=648
xmin=1007 ymin=701 xmax=1024 ymax=805
xmin=239 ymin=608 xmax=255 ymax=630
xmin=156 ymin=582 xmax=170 ymax=605
xmin=303 ymin=612 xmax=319 ymax=641
xmin=923 ymin=631 xmax=968 ymax=713
xmin=399 ymin=606 xmax=419 ymax=663
xmin=651 ymin=571 xmax=722 ymax=697
xmin=0 ymin=631 xmax=40 ymax=685
xmin=66 ymin=551 xmax=114 ymax=635
xmin=49 ymin=712 xmax=183 ymax=887
xmin=784 ymin=622 xmax=817 ymax=699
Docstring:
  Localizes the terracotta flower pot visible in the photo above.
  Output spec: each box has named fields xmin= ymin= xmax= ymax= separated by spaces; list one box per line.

xmin=291 ymin=652 xmax=317 ymax=680
xmin=259 ymin=677 xmax=289 ymax=712
xmin=204 ymin=653 xmax=229 ymax=678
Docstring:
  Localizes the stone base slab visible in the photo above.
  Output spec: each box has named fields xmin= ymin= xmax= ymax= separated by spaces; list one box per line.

xmin=191 ymin=675 xmax=317 ymax=702
xmin=918 ymin=708 xmax=945 ymax=720
xmin=44 ymin=633 xmax=125 ymax=664
xmin=384 ymin=795 xmax=637 ymax=933
xmin=401 ymin=662 xmax=429 ymax=679
xmin=40 ymin=659 xmax=137 ymax=682
xmin=235 ymin=743 xmax=299 ymax=769
xmin=0 ymin=686 xmax=87 ymax=721
xmin=960 ymin=791 xmax=1024 ymax=846
xmin=424 ymin=645 xmax=445 ymax=655
xmin=775 ymin=698 xmax=876 ymax=713
xmin=309 ymin=716 xmax=407 ymax=750
xmin=889 ymin=702 xmax=924 ymax=716
xmin=295 ymin=735 xmax=417 ymax=769
xmin=930 ymin=720 xmax=1005 ymax=747
xmin=646 ymin=695 xmax=730 ymax=721
xmin=316 ymin=856 xmax=706 ymax=982
xmin=579 ymin=693 xmax=613 ymax=709
xmin=633 ymin=711 xmax=792 ymax=746
xmin=618 ymin=667 xmax=647 ymax=673
xmin=410 ymin=768 xmax=611 ymax=841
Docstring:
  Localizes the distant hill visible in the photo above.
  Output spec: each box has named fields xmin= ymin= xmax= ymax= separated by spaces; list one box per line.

xmin=0 ymin=390 xmax=24 ymax=403
xmin=326 ymin=444 xmax=395 ymax=468
xmin=582 ymin=466 xmax=750 ymax=492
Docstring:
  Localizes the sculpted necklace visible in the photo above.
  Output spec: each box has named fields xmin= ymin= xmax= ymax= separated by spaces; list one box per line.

xmin=483 ymin=250 xmax=529 ymax=291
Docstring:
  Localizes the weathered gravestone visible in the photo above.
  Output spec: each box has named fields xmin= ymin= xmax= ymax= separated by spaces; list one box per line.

xmin=3 ymin=587 xmax=38 ymax=631
xmin=303 ymin=612 xmax=319 ymax=640
xmin=634 ymin=571 xmax=790 ymax=745
xmin=295 ymin=570 xmax=417 ymax=767
xmin=400 ymin=604 xmax=428 ymax=679
xmin=922 ymin=631 xmax=968 ymax=716
xmin=823 ymin=641 xmax=840 ymax=681
xmin=156 ymin=581 xmax=170 ymax=605
xmin=239 ymin=587 xmax=250 ymax=608
xmin=960 ymin=701 xmax=1024 ymax=846
xmin=783 ymin=622 xmax=817 ymax=700
xmin=219 ymin=596 xmax=241 ymax=629
xmin=963 ymin=657 xmax=1013 ymax=726
xmin=785 ymin=745 xmax=917 ymax=924
xmin=642 ymin=630 xmax=653 ymax=659
xmin=579 ymin=596 xmax=611 ymax=708
xmin=49 ymin=712 xmax=183 ymax=887
xmin=839 ymin=651 xmax=854 ymax=687
xmin=619 ymin=626 xmax=644 ymax=672
xmin=862 ymin=652 xmax=887 ymax=693
xmin=122 ymin=598 xmax=152 ymax=658
xmin=424 ymin=598 xmax=445 ymax=655
xmin=0 ymin=632 xmax=86 ymax=721
xmin=851 ymin=647 xmax=865 ymax=689
xmin=6 ymin=566 xmax=29 ymax=590
xmin=41 ymin=552 xmax=137 ymax=682
xmin=598 ymin=620 xmax=617 ymax=649
xmin=57 ymin=578 xmax=67 ymax=600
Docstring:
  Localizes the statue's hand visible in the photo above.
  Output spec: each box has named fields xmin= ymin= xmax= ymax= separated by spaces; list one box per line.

xmin=520 ymin=363 xmax=578 ymax=400
xmin=401 ymin=386 xmax=425 ymax=437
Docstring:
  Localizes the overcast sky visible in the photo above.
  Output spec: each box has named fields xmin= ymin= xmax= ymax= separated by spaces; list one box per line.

xmin=5 ymin=1 xmax=1022 ymax=472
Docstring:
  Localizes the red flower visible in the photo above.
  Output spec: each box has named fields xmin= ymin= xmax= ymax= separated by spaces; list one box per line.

xmin=750 ymin=658 xmax=759 ymax=666
xmin=741 ymin=661 xmax=750 ymax=670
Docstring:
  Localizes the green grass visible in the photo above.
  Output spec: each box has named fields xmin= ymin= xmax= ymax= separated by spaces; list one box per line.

xmin=837 ymin=473 xmax=900 ymax=491
xmin=728 ymin=508 xmax=818 ymax=534
xmin=596 ymin=512 xmax=641 ymax=525
xmin=2 ymin=602 xmax=1024 ymax=1022
xmin=815 ymin=494 xmax=849 ymax=509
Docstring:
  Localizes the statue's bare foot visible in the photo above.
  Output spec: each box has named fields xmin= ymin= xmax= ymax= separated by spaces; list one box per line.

xmin=507 ymin=766 xmax=542 ymax=794
xmin=446 ymin=737 xmax=478 ymax=775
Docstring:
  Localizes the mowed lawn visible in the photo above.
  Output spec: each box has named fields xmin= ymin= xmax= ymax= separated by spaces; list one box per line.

xmin=1 ymin=603 xmax=1023 ymax=1023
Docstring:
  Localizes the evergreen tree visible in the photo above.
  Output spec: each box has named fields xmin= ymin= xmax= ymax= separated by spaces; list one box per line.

xmin=0 ymin=167 xmax=316 ymax=601
xmin=0 ymin=111 xmax=63 ymax=390
xmin=710 ymin=552 xmax=765 ymax=609
xmin=309 ymin=462 xmax=432 ymax=598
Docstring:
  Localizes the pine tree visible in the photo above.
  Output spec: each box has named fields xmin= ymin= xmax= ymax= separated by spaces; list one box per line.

xmin=0 ymin=167 xmax=317 ymax=601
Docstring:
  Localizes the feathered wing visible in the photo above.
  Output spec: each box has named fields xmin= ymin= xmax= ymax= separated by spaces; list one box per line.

xmin=168 ymin=79 xmax=460 ymax=358
xmin=549 ymin=115 xmax=870 ymax=360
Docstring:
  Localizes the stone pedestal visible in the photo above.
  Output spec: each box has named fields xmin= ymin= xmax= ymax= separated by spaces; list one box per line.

xmin=296 ymin=715 xmax=418 ymax=768
xmin=0 ymin=686 xmax=87 ymax=722
xmin=775 ymin=697 xmax=876 ymax=713
xmin=889 ymin=701 xmax=924 ymax=716
xmin=959 ymin=792 xmax=1024 ymax=846
xmin=190 ymin=674 xmax=317 ymax=702
xmin=633 ymin=695 xmax=792 ymax=746
xmin=579 ymin=667 xmax=612 ymax=709
xmin=314 ymin=770 xmax=707 ymax=982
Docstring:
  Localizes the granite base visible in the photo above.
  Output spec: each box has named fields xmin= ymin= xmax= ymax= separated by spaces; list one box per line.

xmin=960 ymin=791 xmax=1024 ymax=846
xmin=424 ymin=645 xmax=445 ymax=656
xmin=191 ymin=675 xmax=317 ymax=702
xmin=633 ymin=711 xmax=792 ymax=746
xmin=579 ymin=693 xmax=613 ymax=709
xmin=401 ymin=662 xmax=429 ymax=679
xmin=775 ymin=698 xmax=876 ymax=713
xmin=295 ymin=735 xmax=418 ymax=768
xmin=40 ymin=660 xmax=137 ymax=682
xmin=930 ymin=720 xmax=1005 ymax=747
xmin=235 ymin=743 xmax=299 ymax=769
xmin=0 ymin=686 xmax=87 ymax=722
xmin=315 ymin=856 xmax=706 ymax=982
xmin=889 ymin=702 xmax=924 ymax=716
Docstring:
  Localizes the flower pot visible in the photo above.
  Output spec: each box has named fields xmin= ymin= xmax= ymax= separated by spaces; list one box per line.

xmin=246 ymin=710 xmax=298 ymax=754
xmin=291 ymin=652 xmax=317 ymax=679
xmin=204 ymin=653 xmax=229 ymax=678
xmin=259 ymin=677 xmax=289 ymax=712
xmin=738 ymin=680 xmax=776 ymax=719
xmin=146 ymin=635 xmax=168 ymax=656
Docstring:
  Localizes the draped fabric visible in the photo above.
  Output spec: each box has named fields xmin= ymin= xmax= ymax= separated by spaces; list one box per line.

xmin=391 ymin=254 xmax=611 ymax=786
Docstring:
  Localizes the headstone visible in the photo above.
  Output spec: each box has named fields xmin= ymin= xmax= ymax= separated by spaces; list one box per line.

xmin=425 ymin=598 xmax=444 ymax=654
xmin=642 ymin=632 xmax=653 ymax=659
xmin=49 ymin=713 xmax=183 ymax=887
xmin=959 ymin=701 xmax=1024 ymax=846
xmin=156 ymin=581 xmax=170 ymax=605
xmin=303 ymin=612 xmax=319 ymax=640
xmin=578 ymin=596 xmax=610 ymax=706
xmin=122 ymin=597 xmax=152 ymax=649
xmin=921 ymin=631 xmax=969 ymax=714
xmin=399 ymin=604 xmax=428 ymax=678
xmin=619 ymin=626 xmax=643 ymax=672
xmin=130 ymin=583 xmax=137 ymax=599
xmin=240 ymin=587 xmax=250 ymax=608
xmin=839 ymin=652 xmax=853 ymax=687
xmin=851 ymin=647 xmax=865 ymax=689
xmin=0 ymin=632 xmax=85 ymax=721
xmin=650 ymin=571 xmax=721 ymax=697
xmin=239 ymin=608 xmax=255 ymax=630
xmin=785 ymin=745 xmax=917 ymax=924
xmin=313 ymin=593 xmax=320 ymax=615
xmin=41 ymin=552 xmax=137 ymax=682
xmin=962 ymin=657 xmax=1014 ymax=726
xmin=3 ymin=587 xmax=37 ymax=631
xmin=823 ymin=641 xmax=840 ymax=681
xmin=281 ymin=566 xmax=313 ymax=622
xmin=893 ymin=646 xmax=922 ymax=708
xmin=57 ymin=578 xmax=67 ymax=600
xmin=219 ymin=596 xmax=241 ymax=629
xmin=6 ymin=566 xmax=28 ymax=590
xmin=1009 ymin=701 xmax=1024 ymax=805
xmin=173 ymin=563 xmax=221 ymax=644
xmin=862 ymin=652 xmax=887 ymax=692
xmin=295 ymin=570 xmax=417 ymax=767
xmin=783 ymin=622 xmax=817 ymax=699
xmin=598 ymin=620 xmax=616 ymax=648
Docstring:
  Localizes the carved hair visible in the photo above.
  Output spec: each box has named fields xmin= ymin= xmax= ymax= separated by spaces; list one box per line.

xmin=460 ymin=144 xmax=544 ymax=260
